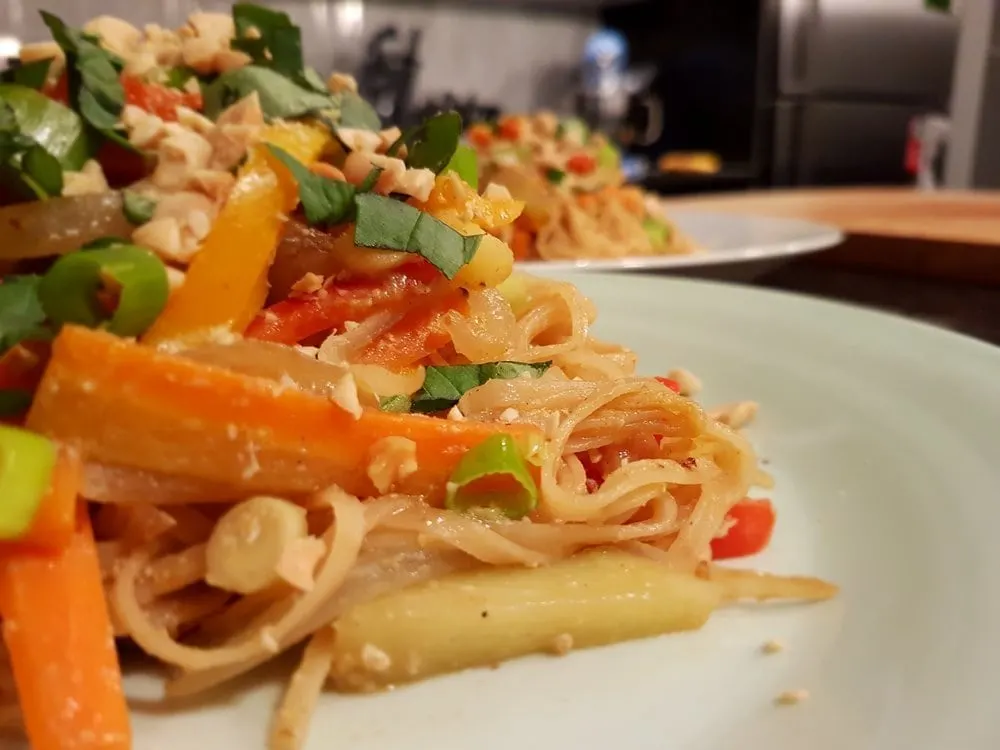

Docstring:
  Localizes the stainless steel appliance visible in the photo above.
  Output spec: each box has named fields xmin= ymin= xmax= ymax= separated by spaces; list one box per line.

xmin=603 ymin=0 xmax=959 ymax=191
xmin=767 ymin=0 xmax=958 ymax=186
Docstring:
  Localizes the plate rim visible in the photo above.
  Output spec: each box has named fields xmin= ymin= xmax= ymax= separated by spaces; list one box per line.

xmin=516 ymin=210 xmax=845 ymax=272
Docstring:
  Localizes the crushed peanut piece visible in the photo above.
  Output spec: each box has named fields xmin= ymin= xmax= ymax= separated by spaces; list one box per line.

xmin=367 ymin=436 xmax=419 ymax=493
xmin=551 ymin=633 xmax=574 ymax=655
xmin=761 ymin=639 xmax=784 ymax=655
xmin=775 ymin=689 xmax=809 ymax=706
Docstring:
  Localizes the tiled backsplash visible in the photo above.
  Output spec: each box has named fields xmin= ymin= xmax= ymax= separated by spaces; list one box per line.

xmin=0 ymin=0 xmax=596 ymax=113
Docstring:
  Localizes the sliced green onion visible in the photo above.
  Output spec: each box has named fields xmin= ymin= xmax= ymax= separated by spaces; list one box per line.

xmin=122 ymin=189 xmax=157 ymax=225
xmin=446 ymin=433 xmax=538 ymax=520
xmin=38 ymin=242 xmax=169 ymax=337
xmin=445 ymin=145 xmax=478 ymax=189
xmin=0 ymin=425 xmax=57 ymax=539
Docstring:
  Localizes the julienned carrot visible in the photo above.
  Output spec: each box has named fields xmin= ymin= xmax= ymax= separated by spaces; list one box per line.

xmin=27 ymin=326 xmax=542 ymax=499
xmin=0 ymin=508 xmax=131 ymax=750
xmin=142 ymin=122 xmax=332 ymax=345
xmin=2 ymin=445 xmax=82 ymax=553
xmin=356 ymin=289 xmax=468 ymax=369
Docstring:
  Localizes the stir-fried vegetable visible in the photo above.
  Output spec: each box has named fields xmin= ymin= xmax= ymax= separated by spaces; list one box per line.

xmin=28 ymin=325 xmax=543 ymax=499
xmin=0 ymin=508 xmax=131 ymax=750
xmin=445 ymin=433 xmax=538 ymax=519
xmin=710 ymin=498 xmax=776 ymax=560
xmin=0 ymin=276 xmax=50 ymax=355
xmin=0 ymin=193 xmax=133 ymax=259
xmin=143 ymin=122 xmax=332 ymax=345
xmin=38 ymin=242 xmax=169 ymax=337
xmin=5 ymin=444 xmax=81 ymax=552
xmin=355 ymin=289 xmax=468 ymax=369
xmin=0 ymin=84 xmax=91 ymax=169
xmin=0 ymin=425 xmax=57 ymax=539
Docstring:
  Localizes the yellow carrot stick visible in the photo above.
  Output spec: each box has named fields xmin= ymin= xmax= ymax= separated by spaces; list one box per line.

xmin=28 ymin=325 xmax=542 ymax=499
xmin=143 ymin=122 xmax=332 ymax=345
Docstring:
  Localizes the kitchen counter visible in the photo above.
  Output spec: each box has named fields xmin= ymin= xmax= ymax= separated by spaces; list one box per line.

xmin=662 ymin=187 xmax=1000 ymax=345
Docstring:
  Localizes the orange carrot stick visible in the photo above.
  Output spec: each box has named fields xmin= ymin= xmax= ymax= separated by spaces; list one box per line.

xmin=0 ymin=445 xmax=82 ymax=553
xmin=356 ymin=289 xmax=468 ymax=369
xmin=27 ymin=326 xmax=541 ymax=499
xmin=0 ymin=508 xmax=131 ymax=750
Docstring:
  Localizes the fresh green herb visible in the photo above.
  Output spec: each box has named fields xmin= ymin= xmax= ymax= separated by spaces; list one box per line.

xmin=405 ymin=361 xmax=551 ymax=413
xmin=358 ymin=166 xmax=383 ymax=193
xmin=41 ymin=12 xmax=125 ymax=132
xmin=122 ymin=190 xmax=157 ymax=225
xmin=445 ymin=433 xmax=538 ymax=520
xmin=387 ymin=110 xmax=462 ymax=174
xmin=330 ymin=89 xmax=381 ymax=131
xmin=0 ymin=275 xmax=51 ymax=355
xmin=378 ymin=394 xmax=412 ymax=413
xmin=38 ymin=242 xmax=169 ymax=337
xmin=545 ymin=167 xmax=566 ymax=185
xmin=20 ymin=145 xmax=62 ymax=197
xmin=231 ymin=4 xmax=311 ymax=84
xmin=163 ymin=65 xmax=199 ymax=91
xmin=267 ymin=144 xmax=357 ymax=227
xmin=0 ymin=85 xmax=91 ymax=169
xmin=642 ymin=217 xmax=670 ymax=248
xmin=202 ymin=66 xmax=333 ymax=121
xmin=353 ymin=193 xmax=481 ymax=279
xmin=0 ymin=425 xmax=58 ymax=540
xmin=0 ymin=59 xmax=54 ymax=90
xmin=0 ymin=389 xmax=32 ymax=417
xmin=444 ymin=145 xmax=478 ymax=189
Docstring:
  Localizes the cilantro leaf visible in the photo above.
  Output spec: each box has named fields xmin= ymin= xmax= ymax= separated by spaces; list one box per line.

xmin=0 ymin=58 xmax=54 ymax=90
xmin=267 ymin=145 xmax=356 ymax=227
xmin=353 ymin=193 xmax=482 ymax=279
xmin=387 ymin=110 xmax=462 ymax=173
xmin=0 ymin=275 xmax=52 ymax=355
xmin=41 ymin=12 xmax=125 ymax=132
xmin=122 ymin=190 xmax=157 ymax=225
xmin=405 ymin=362 xmax=551 ymax=413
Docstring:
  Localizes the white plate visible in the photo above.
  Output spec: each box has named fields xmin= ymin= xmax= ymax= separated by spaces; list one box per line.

xmin=517 ymin=209 xmax=844 ymax=278
xmin=115 ymin=275 xmax=1000 ymax=748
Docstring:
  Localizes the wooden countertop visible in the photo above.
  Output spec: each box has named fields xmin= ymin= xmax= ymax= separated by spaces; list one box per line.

xmin=661 ymin=187 xmax=1000 ymax=284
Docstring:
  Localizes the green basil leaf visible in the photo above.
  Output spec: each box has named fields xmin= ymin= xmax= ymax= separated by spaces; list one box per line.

xmin=0 ymin=59 xmax=54 ymax=90
xmin=446 ymin=433 xmax=538 ymax=520
xmin=0 ymin=84 xmax=91 ymax=169
xmin=330 ymin=89 xmax=381 ymax=131
xmin=0 ymin=275 xmax=52 ymax=355
xmin=409 ymin=361 xmax=551 ymax=413
xmin=122 ymin=190 xmax=157 ymax=225
xmin=445 ymin=145 xmax=478 ymax=189
xmin=41 ymin=12 xmax=125 ymax=132
xmin=232 ymin=4 xmax=306 ymax=81
xmin=267 ymin=145 xmax=356 ymax=227
xmin=388 ymin=110 xmax=462 ymax=174
xmin=300 ymin=67 xmax=328 ymax=94
xmin=545 ymin=167 xmax=566 ymax=185
xmin=353 ymin=193 xmax=481 ymax=279
xmin=163 ymin=66 xmax=199 ymax=91
xmin=202 ymin=66 xmax=333 ymax=121
xmin=378 ymin=394 xmax=412 ymax=413
xmin=21 ymin=145 xmax=63 ymax=197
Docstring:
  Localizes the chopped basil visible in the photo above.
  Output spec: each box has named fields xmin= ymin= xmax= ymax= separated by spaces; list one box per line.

xmin=358 ymin=166 xmax=383 ymax=193
xmin=122 ymin=190 xmax=157 ymax=225
xmin=267 ymin=145 xmax=357 ymax=227
xmin=231 ymin=4 xmax=314 ymax=87
xmin=0 ymin=85 xmax=91 ymax=170
xmin=445 ymin=145 xmax=478 ymax=189
xmin=353 ymin=193 xmax=481 ymax=279
xmin=41 ymin=12 xmax=125 ymax=132
xmin=20 ymin=145 xmax=62 ymax=197
xmin=545 ymin=167 xmax=566 ymax=185
xmin=331 ymin=90 xmax=381 ymax=131
xmin=0 ymin=275 xmax=51 ymax=355
xmin=378 ymin=394 xmax=412 ymax=413
xmin=202 ymin=66 xmax=333 ymax=122
xmin=387 ymin=110 xmax=462 ymax=173
xmin=163 ymin=66 xmax=199 ymax=91
xmin=0 ymin=59 xmax=54 ymax=90
xmin=407 ymin=361 xmax=551 ymax=413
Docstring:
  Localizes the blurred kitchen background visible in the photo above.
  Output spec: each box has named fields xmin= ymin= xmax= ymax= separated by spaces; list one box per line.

xmin=0 ymin=0 xmax=976 ymax=196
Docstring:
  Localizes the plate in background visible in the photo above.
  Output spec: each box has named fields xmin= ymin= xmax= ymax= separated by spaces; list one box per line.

xmin=110 ymin=273 xmax=1000 ymax=750
xmin=517 ymin=209 xmax=844 ymax=281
